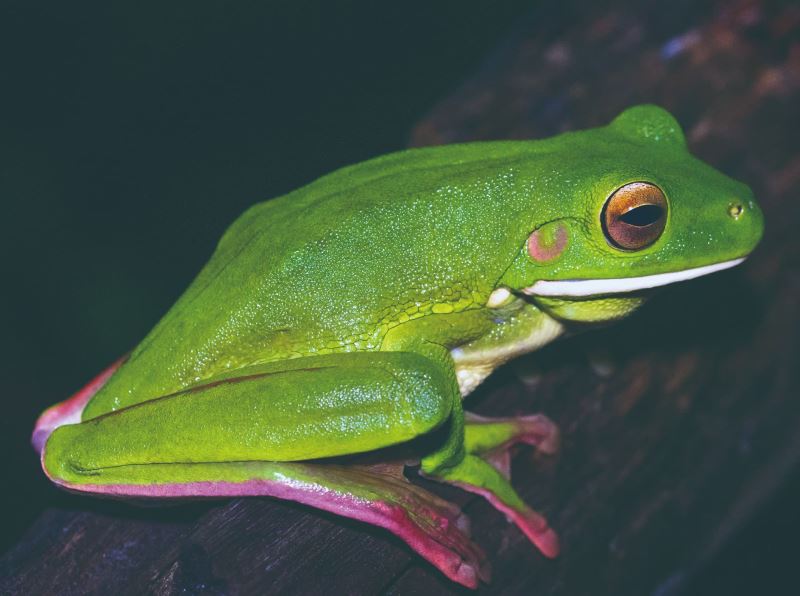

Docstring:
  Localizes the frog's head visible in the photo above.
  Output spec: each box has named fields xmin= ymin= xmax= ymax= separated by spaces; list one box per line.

xmin=499 ymin=104 xmax=764 ymax=323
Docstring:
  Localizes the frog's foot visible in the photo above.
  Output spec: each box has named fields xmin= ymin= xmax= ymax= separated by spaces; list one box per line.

xmin=422 ymin=412 xmax=561 ymax=559
xmin=464 ymin=412 xmax=560 ymax=479
xmin=44 ymin=458 xmax=489 ymax=588
xmin=350 ymin=463 xmax=491 ymax=586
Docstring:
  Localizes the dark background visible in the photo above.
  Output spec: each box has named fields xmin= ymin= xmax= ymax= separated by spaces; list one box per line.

xmin=0 ymin=1 xmax=796 ymax=594
xmin=0 ymin=0 xmax=531 ymax=545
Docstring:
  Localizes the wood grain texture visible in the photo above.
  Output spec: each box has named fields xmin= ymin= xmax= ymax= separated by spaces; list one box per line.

xmin=2 ymin=0 xmax=798 ymax=594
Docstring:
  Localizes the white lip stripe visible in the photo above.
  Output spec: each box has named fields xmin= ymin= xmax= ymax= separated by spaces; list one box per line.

xmin=524 ymin=258 xmax=746 ymax=297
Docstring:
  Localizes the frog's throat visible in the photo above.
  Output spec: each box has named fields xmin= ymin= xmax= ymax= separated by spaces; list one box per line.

xmin=523 ymin=257 xmax=745 ymax=298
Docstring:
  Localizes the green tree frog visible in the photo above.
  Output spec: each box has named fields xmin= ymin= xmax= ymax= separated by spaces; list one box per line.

xmin=33 ymin=105 xmax=763 ymax=587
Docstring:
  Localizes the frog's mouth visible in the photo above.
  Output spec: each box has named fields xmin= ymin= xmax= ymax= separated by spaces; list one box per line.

xmin=522 ymin=257 xmax=745 ymax=298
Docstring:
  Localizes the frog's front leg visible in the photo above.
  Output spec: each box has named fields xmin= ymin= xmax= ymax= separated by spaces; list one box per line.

xmin=464 ymin=412 xmax=560 ymax=479
xmin=378 ymin=334 xmax=561 ymax=561
xmin=421 ymin=425 xmax=560 ymax=560
xmin=433 ymin=411 xmax=561 ymax=558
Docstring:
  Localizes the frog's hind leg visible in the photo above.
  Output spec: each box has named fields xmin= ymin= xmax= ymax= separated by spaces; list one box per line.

xmin=422 ymin=411 xmax=561 ymax=559
xmin=53 ymin=458 xmax=489 ymax=588
xmin=38 ymin=352 xmax=487 ymax=585
xmin=31 ymin=357 xmax=125 ymax=454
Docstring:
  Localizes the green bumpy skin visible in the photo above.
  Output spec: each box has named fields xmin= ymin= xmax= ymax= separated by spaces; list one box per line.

xmin=34 ymin=105 xmax=764 ymax=588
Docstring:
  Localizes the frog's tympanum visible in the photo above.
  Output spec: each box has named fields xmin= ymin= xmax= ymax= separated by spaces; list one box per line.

xmin=33 ymin=106 xmax=763 ymax=587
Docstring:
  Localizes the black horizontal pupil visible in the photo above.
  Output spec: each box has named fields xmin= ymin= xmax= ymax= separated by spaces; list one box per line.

xmin=618 ymin=204 xmax=663 ymax=227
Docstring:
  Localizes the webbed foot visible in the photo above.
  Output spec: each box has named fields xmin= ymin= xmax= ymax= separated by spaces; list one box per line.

xmin=422 ymin=412 xmax=561 ymax=559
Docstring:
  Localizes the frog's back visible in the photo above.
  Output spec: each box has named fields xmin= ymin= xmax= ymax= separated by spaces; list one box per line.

xmin=86 ymin=140 xmax=552 ymax=415
xmin=207 ymin=140 xmax=544 ymax=330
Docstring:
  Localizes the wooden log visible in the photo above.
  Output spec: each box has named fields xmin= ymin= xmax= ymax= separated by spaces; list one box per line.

xmin=2 ymin=0 xmax=798 ymax=594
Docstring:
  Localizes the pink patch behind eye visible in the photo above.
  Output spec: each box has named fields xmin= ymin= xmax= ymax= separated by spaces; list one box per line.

xmin=527 ymin=223 xmax=569 ymax=262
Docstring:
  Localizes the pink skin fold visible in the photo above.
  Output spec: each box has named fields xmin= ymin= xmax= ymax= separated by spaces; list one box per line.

xmin=31 ymin=357 xmax=126 ymax=454
xmin=43 ymin=458 xmax=489 ymax=587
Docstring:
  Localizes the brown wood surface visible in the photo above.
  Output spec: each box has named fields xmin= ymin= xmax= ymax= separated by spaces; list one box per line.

xmin=2 ymin=1 xmax=798 ymax=594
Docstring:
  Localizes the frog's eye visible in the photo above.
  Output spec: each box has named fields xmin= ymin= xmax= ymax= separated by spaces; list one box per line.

xmin=601 ymin=182 xmax=668 ymax=250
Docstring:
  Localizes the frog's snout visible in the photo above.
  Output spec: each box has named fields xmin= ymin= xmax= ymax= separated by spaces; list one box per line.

xmin=722 ymin=193 xmax=764 ymax=256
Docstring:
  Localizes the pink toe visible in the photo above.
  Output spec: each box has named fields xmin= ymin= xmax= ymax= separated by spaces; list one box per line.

xmin=531 ymin=526 xmax=560 ymax=558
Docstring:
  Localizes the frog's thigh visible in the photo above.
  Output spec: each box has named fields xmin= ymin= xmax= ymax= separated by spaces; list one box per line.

xmin=43 ymin=351 xmax=453 ymax=485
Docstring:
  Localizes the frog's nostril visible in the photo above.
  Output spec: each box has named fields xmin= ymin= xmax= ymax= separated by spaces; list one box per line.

xmin=728 ymin=202 xmax=744 ymax=220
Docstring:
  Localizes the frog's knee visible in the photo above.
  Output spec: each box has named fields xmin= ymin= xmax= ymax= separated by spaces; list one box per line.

xmin=41 ymin=425 xmax=91 ymax=485
xmin=408 ymin=389 xmax=451 ymax=435
xmin=390 ymin=356 xmax=453 ymax=435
